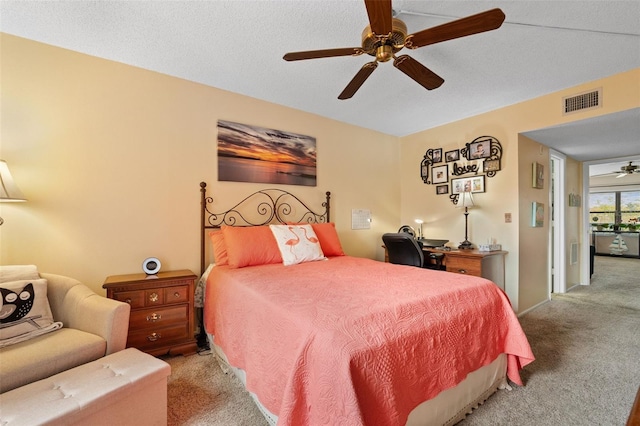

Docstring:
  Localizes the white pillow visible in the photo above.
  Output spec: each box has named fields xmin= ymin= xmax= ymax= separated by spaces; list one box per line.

xmin=0 ymin=278 xmax=63 ymax=348
xmin=270 ymin=224 xmax=326 ymax=266
xmin=0 ymin=265 xmax=40 ymax=284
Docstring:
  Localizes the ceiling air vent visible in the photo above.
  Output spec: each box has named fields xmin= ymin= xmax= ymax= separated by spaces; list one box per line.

xmin=563 ymin=88 xmax=601 ymax=115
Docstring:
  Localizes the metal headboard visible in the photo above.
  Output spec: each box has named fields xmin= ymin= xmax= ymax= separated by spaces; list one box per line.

xmin=199 ymin=182 xmax=331 ymax=274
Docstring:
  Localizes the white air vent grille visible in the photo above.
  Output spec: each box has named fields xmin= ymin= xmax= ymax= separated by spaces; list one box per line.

xmin=563 ymin=88 xmax=601 ymax=115
xmin=570 ymin=242 xmax=579 ymax=265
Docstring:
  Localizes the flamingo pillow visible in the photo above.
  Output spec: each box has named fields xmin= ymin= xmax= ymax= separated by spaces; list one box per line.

xmin=270 ymin=224 xmax=327 ymax=266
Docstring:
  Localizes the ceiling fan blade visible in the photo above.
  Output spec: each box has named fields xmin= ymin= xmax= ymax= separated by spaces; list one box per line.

xmin=338 ymin=61 xmax=378 ymax=100
xmin=406 ymin=8 xmax=506 ymax=49
xmin=364 ymin=0 xmax=393 ymax=35
xmin=393 ymin=55 xmax=444 ymax=90
xmin=283 ymin=48 xmax=364 ymax=61
xmin=616 ymin=173 xmax=627 ymax=178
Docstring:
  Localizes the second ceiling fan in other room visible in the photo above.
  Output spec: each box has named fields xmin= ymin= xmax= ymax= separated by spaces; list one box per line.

xmin=593 ymin=162 xmax=640 ymax=179
xmin=283 ymin=0 xmax=505 ymax=99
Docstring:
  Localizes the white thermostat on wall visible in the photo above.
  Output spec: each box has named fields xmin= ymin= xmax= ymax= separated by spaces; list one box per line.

xmin=142 ymin=257 xmax=161 ymax=275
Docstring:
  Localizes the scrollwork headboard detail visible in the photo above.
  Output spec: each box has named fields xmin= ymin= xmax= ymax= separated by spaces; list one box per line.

xmin=199 ymin=182 xmax=331 ymax=274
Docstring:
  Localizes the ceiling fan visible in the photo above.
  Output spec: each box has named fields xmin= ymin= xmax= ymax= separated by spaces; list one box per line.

xmin=614 ymin=161 xmax=639 ymax=178
xmin=283 ymin=0 xmax=505 ymax=99
xmin=593 ymin=161 xmax=640 ymax=178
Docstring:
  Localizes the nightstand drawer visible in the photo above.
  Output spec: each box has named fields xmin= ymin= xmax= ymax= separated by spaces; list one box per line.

xmin=446 ymin=257 xmax=481 ymax=277
xmin=127 ymin=323 xmax=190 ymax=349
xmin=129 ymin=305 xmax=188 ymax=330
xmin=112 ymin=290 xmax=146 ymax=309
xmin=164 ymin=285 xmax=188 ymax=304
xmin=111 ymin=289 xmax=172 ymax=308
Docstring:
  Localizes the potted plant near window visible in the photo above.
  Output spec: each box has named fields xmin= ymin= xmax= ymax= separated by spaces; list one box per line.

xmin=592 ymin=217 xmax=602 ymax=231
xmin=629 ymin=223 xmax=638 ymax=232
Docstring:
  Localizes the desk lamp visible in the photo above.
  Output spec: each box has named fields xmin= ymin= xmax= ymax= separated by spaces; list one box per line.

xmin=414 ymin=219 xmax=424 ymax=239
xmin=0 ymin=160 xmax=27 ymax=226
xmin=457 ymin=191 xmax=475 ymax=249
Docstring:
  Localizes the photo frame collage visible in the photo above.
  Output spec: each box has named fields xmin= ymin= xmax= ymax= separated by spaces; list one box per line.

xmin=420 ymin=136 xmax=502 ymax=202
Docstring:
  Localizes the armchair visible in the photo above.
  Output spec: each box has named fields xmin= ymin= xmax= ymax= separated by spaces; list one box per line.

xmin=0 ymin=273 xmax=130 ymax=393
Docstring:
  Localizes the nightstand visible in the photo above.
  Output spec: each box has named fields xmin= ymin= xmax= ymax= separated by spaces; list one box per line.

xmin=103 ymin=269 xmax=198 ymax=356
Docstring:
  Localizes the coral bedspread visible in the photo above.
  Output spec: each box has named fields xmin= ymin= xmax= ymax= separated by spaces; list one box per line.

xmin=204 ymin=256 xmax=534 ymax=426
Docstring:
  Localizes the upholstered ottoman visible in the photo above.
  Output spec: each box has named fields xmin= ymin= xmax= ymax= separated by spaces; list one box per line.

xmin=0 ymin=348 xmax=171 ymax=426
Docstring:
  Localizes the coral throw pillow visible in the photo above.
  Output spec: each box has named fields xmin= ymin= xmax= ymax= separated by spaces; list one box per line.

xmin=222 ymin=225 xmax=283 ymax=268
xmin=209 ymin=230 xmax=229 ymax=266
xmin=270 ymin=224 xmax=326 ymax=266
xmin=311 ymin=222 xmax=345 ymax=257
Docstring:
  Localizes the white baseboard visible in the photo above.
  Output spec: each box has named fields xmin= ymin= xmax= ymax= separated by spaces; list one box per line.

xmin=518 ymin=298 xmax=550 ymax=317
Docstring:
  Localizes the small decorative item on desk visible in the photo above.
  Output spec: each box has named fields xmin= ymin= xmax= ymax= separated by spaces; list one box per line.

xmin=478 ymin=238 xmax=502 ymax=252
xmin=478 ymin=243 xmax=502 ymax=252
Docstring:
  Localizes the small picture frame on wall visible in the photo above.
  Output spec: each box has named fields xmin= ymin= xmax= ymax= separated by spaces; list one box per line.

xmin=445 ymin=149 xmax=459 ymax=162
xmin=469 ymin=140 xmax=491 ymax=159
xmin=432 ymin=148 xmax=443 ymax=163
xmin=436 ymin=184 xmax=449 ymax=195
xmin=568 ymin=193 xmax=582 ymax=207
xmin=532 ymin=202 xmax=545 ymax=227
xmin=483 ymin=158 xmax=500 ymax=172
xmin=533 ymin=162 xmax=544 ymax=189
xmin=432 ymin=164 xmax=449 ymax=184
xmin=451 ymin=175 xmax=485 ymax=194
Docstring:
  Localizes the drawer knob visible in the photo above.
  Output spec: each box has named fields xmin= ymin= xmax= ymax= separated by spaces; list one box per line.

xmin=458 ymin=269 xmax=467 ymax=274
xmin=149 ymin=292 xmax=159 ymax=302
xmin=173 ymin=292 xmax=180 ymax=298
xmin=147 ymin=332 xmax=161 ymax=342
xmin=125 ymin=298 xmax=132 ymax=304
xmin=147 ymin=313 xmax=161 ymax=322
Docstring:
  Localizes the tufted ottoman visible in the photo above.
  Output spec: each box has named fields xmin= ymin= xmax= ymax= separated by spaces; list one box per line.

xmin=0 ymin=348 xmax=171 ymax=426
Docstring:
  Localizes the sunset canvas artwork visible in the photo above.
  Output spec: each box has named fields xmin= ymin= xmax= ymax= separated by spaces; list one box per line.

xmin=217 ymin=120 xmax=317 ymax=186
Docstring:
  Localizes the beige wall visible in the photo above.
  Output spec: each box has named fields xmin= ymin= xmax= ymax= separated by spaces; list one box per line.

xmin=2 ymin=33 xmax=638 ymax=313
xmin=400 ymin=68 xmax=640 ymax=312
xmin=565 ymin=157 xmax=583 ymax=288
xmin=0 ymin=34 xmax=399 ymax=294
xmin=518 ymin=135 xmax=551 ymax=310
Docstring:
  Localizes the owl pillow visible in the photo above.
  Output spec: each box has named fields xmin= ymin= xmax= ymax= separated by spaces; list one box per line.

xmin=0 ymin=278 xmax=63 ymax=348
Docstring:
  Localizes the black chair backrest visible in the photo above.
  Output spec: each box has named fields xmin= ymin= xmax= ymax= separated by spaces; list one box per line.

xmin=382 ymin=233 xmax=424 ymax=268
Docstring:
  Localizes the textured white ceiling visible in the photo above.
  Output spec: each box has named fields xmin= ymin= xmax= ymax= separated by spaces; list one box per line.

xmin=1 ymin=0 xmax=639 ymax=159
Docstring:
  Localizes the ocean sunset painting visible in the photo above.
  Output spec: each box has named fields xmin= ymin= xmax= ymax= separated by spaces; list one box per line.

xmin=217 ymin=120 xmax=317 ymax=187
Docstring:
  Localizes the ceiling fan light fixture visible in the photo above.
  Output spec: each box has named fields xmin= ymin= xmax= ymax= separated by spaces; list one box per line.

xmin=376 ymin=45 xmax=393 ymax=62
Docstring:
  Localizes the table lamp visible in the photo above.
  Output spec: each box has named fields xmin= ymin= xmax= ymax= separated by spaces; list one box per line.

xmin=457 ymin=191 xmax=475 ymax=249
xmin=414 ymin=219 xmax=424 ymax=239
xmin=0 ymin=160 xmax=27 ymax=226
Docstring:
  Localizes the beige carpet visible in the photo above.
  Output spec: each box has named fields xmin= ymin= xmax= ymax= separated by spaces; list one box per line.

xmin=164 ymin=255 xmax=640 ymax=425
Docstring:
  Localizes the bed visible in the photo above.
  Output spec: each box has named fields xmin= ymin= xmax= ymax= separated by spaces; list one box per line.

xmin=197 ymin=182 xmax=534 ymax=426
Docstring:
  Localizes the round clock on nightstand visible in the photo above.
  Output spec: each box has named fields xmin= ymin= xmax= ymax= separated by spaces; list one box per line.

xmin=142 ymin=257 xmax=161 ymax=275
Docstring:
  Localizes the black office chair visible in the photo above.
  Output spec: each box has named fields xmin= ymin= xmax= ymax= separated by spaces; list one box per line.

xmin=383 ymin=233 xmax=446 ymax=270
xmin=383 ymin=233 xmax=425 ymax=267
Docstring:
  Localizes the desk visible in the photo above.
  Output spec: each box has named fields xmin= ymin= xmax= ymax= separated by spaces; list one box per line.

xmin=430 ymin=249 xmax=507 ymax=289
xmin=383 ymin=247 xmax=507 ymax=290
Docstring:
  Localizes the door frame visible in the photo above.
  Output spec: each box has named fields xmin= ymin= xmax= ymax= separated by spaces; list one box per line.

xmin=550 ymin=150 xmax=567 ymax=293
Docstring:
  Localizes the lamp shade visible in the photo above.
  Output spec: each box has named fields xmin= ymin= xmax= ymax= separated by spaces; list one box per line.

xmin=0 ymin=160 xmax=27 ymax=201
xmin=458 ymin=191 xmax=475 ymax=209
